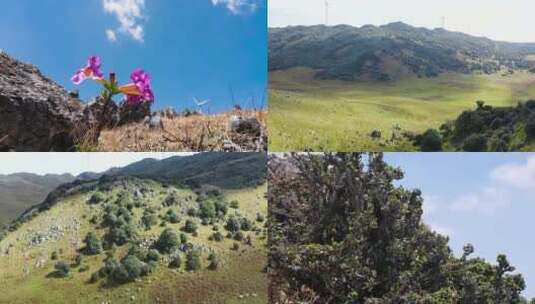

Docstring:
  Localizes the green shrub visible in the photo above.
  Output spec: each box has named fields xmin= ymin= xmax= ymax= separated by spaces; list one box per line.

xmin=187 ymin=208 xmax=197 ymax=217
xmin=418 ymin=129 xmax=442 ymax=152
xmin=207 ymin=252 xmax=219 ymax=270
xmin=121 ymin=255 xmax=144 ymax=281
xmin=169 ymin=255 xmax=182 ymax=269
xmin=155 ymin=228 xmax=180 ymax=254
xmin=230 ymin=200 xmax=240 ymax=209
xmin=256 ymin=213 xmax=265 ymax=222
xmin=88 ymin=192 xmax=105 ymax=204
xmin=180 ymin=233 xmax=188 ymax=244
xmin=526 ymin=112 xmax=535 ymax=138
xmin=225 ymin=216 xmax=241 ymax=232
xmin=142 ymin=211 xmax=158 ymax=229
xmin=183 ymin=220 xmax=198 ymax=233
xmin=240 ymin=218 xmax=253 ymax=231
xmin=186 ymin=249 xmax=202 ymax=272
xmin=231 ymin=243 xmax=240 ymax=251
xmin=51 ymin=251 xmax=58 ymax=260
xmin=463 ymin=134 xmax=488 ymax=152
xmin=146 ymin=249 xmax=160 ymax=262
xmin=234 ymin=231 xmax=245 ymax=241
xmin=212 ymin=232 xmax=224 ymax=242
xmin=198 ymin=200 xmax=216 ymax=219
xmin=214 ymin=201 xmax=228 ymax=216
xmin=54 ymin=261 xmax=70 ymax=277
xmin=165 ymin=209 xmax=181 ymax=224
xmin=83 ymin=232 xmax=102 ymax=255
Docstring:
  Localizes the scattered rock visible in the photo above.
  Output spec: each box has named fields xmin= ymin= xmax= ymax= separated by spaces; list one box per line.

xmin=148 ymin=115 xmax=164 ymax=130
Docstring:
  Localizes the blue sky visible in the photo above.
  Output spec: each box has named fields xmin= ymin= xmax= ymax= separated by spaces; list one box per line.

xmin=270 ymin=0 xmax=535 ymax=42
xmin=0 ymin=0 xmax=266 ymax=112
xmin=385 ymin=153 xmax=535 ymax=298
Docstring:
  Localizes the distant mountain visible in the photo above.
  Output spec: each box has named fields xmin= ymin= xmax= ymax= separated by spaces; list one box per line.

xmin=108 ymin=152 xmax=267 ymax=189
xmin=0 ymin=173 xmax=75 ymax=225
xmin=269 ymin=22 xmax=535 ymax=80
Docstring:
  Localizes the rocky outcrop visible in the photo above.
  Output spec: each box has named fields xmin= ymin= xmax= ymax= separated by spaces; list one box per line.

xmin=0 ymin=52 xmax=93 ymax=151
xmin=0 ymin=52 xmax=150 ymax=151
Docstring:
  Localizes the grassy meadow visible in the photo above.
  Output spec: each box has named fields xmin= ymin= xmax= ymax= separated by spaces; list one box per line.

xmin=268 ymin=67 xmax=535 ymax=151
xmin=0 ymin=181 xmax=267 ymax=304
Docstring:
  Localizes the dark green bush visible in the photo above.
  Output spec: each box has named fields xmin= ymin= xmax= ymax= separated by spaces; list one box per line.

xmin=230 ymin=200 xmax=240 ymax=209
xmin=186 ymin=249 xmax=202 ymax=272
xmin=234 ymin=231 xmax=245 ymax=241
xmin=183 ymin=220 xmax=198 ymax=233
xmin=180 ymin=233 xmax=188 ymax=244
xmin=83 ymin=232 xmax=102 ymax=255
xmin=418 ymin=129 xmax=442 ymax=152
xmin=225 ymin=216 xmax=241 ymax=232
xmin=198 ymin=200 xmax=216 ymax=219
xmin=240 ymin=218 xmax=253 ymax=231
xmin=463 ymin=134 xmax=488 ymax=152
xmin=54 ymin=261 xmax=70 ymax=277
xmin=207 ymin=252 xmax=219 ymax=270
xmin=88 ymin=192 xmax=105 ymax=204
xmin=146 ymin=249 xmax=160 ymax=262
xmin=526 ymin=112 xmax=535 ymax=138
xmin=214 ymin=200 xmax=228 ymax=216
xmin=212 ymin=232 xmax=224 ymax=242
xmin=155 ymin=228 xmax=180 ymax=254
xmin=169 ymin=255 xmax=182 ymax=269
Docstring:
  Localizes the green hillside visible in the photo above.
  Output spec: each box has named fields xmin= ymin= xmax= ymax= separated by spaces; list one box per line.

xmin=269 ymin=68 xmax=535 ymax=151
xmin=0 ymin=177 xmax=267 ymax=304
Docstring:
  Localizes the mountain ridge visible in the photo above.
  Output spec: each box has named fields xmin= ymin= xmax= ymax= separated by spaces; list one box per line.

xmin=269 ymin=22 xmax=535 ymax=80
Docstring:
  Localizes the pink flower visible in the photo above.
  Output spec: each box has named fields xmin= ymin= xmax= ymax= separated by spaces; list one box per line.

xmin=71 ymin=56 xmax=104 ymax=85
xmin=119 ymin=69 xmax=154 ymax=105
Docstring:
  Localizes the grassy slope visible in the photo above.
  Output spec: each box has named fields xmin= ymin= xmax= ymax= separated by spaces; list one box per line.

xmin=0 ymin=181 xmax=267 ymax=304
xmin=268 ymin=67 xmax=535 ymax=151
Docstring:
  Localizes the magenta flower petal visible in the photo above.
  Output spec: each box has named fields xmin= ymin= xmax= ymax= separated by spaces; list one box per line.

xmin=87 ymin=56 xmax=104 ymax=78
xmin=71 ymin=56 xmax=104 ymax=85
xmin=71 ymin=69 xmax=87 ymax=85
xmin=126 ymin=69 xmax=154 ymax=103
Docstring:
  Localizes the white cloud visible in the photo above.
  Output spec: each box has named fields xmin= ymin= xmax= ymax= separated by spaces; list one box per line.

xmin=450 ymin=187 xmax=510 ymax=215
xmin=102 ymin=0 xmax=146 ymax=42
xmin=491 ymin=156 xmax=535 ymax=190
xmin=106 ymin=29 xmax=117 ymax=42
xmin=212 ymin=0 xmax=260 ymax=14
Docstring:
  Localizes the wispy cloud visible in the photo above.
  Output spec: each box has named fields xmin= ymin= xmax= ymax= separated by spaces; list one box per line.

xmin=450 ymin=187 xmax=510 ymax=215
xmin=491 ymin=155 xmax=535 ymax=190
xmin=106 ymin=29 xmax=117 ymax=42
xmin=211 ymin=0 xmax=260 ymax=14
xmin=102 ymin=0 xmax=146 ymax=42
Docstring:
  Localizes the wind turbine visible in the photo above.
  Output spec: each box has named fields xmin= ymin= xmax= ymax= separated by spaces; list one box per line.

xmin=193 ymin=97 xmax=210 ymax=114
xmin=441 ymin=16 xmax=446 ymax=29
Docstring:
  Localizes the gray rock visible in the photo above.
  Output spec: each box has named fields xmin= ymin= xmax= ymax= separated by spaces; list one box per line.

xmin=0 ymin=52 xmax=92 ymax=151
xmin=148 ymin=115 xmax=164 ymax=130
xmin=0 ymin=52 xmax=152 ymax=151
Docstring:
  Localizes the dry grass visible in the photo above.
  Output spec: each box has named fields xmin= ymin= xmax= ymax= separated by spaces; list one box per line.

xmin=78 ymin=109 xmax=267 ymax=152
